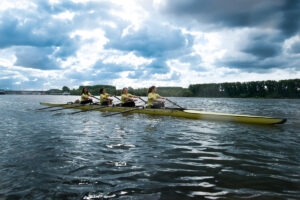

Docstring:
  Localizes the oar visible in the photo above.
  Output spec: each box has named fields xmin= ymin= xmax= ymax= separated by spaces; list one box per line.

xmin=103 ymin=107 xmax=142 ymax=117
xmin=92 ymin=96 xmax=100 ymax=101
xmin=69 ymin=105 xmax=107 ymax=114
xmin=49 ymin=104 xmax=92 ymax=112
xmin=138 ymin=97 xmax=147 ymax=104
xmin=166 ymin=99 xmax=185 ymax=110
xmin=36 ymin=103 xmax=72 ymax=110
xmin=113 ymin=96 xmax=121 ymax=101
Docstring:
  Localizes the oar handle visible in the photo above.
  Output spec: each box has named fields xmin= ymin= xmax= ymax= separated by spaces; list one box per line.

xmin=166 ymin=99 xmax=185 ymax=110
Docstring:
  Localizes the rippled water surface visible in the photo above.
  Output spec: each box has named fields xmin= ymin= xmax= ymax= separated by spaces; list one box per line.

xmin=0 ymin=95 xmax=300 ymax=200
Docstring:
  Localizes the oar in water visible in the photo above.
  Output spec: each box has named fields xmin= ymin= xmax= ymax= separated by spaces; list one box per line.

xmin=49 ymin=104 xmax=96 ymax=112
xmin=69 ymin=105 xmax=107 ymax=115
xmin=103 ymin=107 xmax=142 ymax=117
xmin=36 ymin=103 xmax=73 ymax=110
xmin=166 ymin=99 xmax=185 ymax=110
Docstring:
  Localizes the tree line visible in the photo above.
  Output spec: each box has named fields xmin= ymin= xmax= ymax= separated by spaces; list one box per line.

xmin=188 ymin=79 xmax=300 ymax=98
xmin=47 ymin=79 xmax=300 ymax=98
xmin=47 ymin=85 xmax=116 ymax=95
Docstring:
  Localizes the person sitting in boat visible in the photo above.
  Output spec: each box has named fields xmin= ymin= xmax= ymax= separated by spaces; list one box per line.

xmin=147 ymin=86 xmax=167 ymax=109
xmin=121 ymin=87 xmax=139 ymax=107
xmin=81 ymin=87 xmax=95 ymax=104
xmin=100 ymin=88 xmax=114 ymax=105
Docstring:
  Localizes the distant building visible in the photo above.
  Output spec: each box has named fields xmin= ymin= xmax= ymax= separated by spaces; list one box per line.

xmin=0 ymin=89 xmax=5 ymax=95
xmin=62 ymin=91 xmax=70 ymax=95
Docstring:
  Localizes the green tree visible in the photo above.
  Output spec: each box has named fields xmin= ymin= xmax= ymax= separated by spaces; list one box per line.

xmin=62 ymin=86 xmax=70 ymax=92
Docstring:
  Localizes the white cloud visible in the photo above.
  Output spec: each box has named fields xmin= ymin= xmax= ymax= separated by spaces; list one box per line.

xmin=68 ymin=28 xmax=108 ymax=71
xmin=52 ymin=11 xmax=76 ymax=20
xmin=0 ymin=0 xmax=300 ymax=90
xmin=103 ymin=52 xmax=152 ymax=67
xmin=0 ymin=0 xmax=36 ymax=11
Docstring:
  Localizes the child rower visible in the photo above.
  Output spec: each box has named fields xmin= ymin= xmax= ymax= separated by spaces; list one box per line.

xmin=147 ymin=86 xmax=167 ymax=109
xmin=121 ymin=87 xmax=139 ymax=107
xmin=81 ymin=87 xmax=95 ymax=104
xmin=100 ymin=88 xmax=114 ymax=105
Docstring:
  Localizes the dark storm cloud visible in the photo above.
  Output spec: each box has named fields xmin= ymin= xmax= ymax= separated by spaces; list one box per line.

xmin=97 ymin=57 xmax=173 ymax=80
xmin=14 ymin=46 xmax=60 ymax=70
xmin=0 ymin=6 xmax=80 ymax=49
xmin=93 ymin=60 xmax=134 ymax=73
xmin=146 ymin=58 xmax=170 ymax=74
xmin=161 ymin=0 xmax=300 ymax=35
xmin=65 ymin=70 xmax=120 ymax=85
xmin=0 ymin=0 xmax=116 ymax=70
xmin=221 ymin=60 xmax=273 ymax=71
xmin=288 ymin=41 xmax=300 ymax=54
xmin=105 ymin=22 xmax=193 ymax=76
xmin=160 ymin=0 xmax=300 ymax=71
xmin=105 ymin=23 xmax=189 ymax=58
xmin=218 ymin=57 xmax=289 ymax=73
xmin=0 ymin=0 xmax=120 ymax=48
xmin=125 ymin=57 xmax=181 ymax=81
xmin=177 ymin=54 xmax=207 ymax=71
xmin=0 ymin=10 xmax=74 ymax=69
xmin=162 ymin=0 xmax=278 ymax=26
xmin=242 ymin=42 xmax=281 ymax=59
xmin=278 ymin=0 xmax=300 ymax=37
xmin=229 ymin=32 xmax=298 ymax=70
xmin=127 ymin=71 xmax=144 ymax=79
xmin=65 ymin=60 xmax=127 ymax=82
xmin=90 ymin=57 xmax=175 ymax=81
xmin=0 ymin=15 xmax=54 ymax=48
xmin=90 ymin=59 xmax=177 ymax=82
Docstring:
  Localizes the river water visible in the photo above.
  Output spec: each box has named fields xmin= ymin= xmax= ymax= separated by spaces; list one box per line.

xmin=0 ymin=95 xmax=299 ymax=200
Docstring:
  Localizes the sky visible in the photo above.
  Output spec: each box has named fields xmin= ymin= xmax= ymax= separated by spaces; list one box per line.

xmin=0 ymin=0 xmax=300 ymax=90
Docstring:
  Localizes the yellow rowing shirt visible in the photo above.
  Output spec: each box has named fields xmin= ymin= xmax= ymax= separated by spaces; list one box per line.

xmin=81 ymin=92 xmax=91 ymax=101
xmin=121 ymin=93 xmax=133 ymax=103
xmin=100 ymin=93 xmax=110 ymax=103
xmin=147 ymin=92 xmax=160 ymax=106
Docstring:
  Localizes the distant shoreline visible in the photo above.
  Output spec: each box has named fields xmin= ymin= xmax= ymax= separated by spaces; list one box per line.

xmin=2 ymin=78 xmax=300 ymax=99
xmin=3 ymin=93 xmax=300 ymax=100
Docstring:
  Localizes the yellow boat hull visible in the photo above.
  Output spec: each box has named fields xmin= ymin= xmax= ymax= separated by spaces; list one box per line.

xmin=40 ymin=102 xmax=286 ymax=125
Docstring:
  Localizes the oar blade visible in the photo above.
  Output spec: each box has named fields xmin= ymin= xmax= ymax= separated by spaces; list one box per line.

xmin=69 ymin=106 xmax=107 ymax=115
xmin=49 ymin=104 xmax=84 ymax=112
xmin=36 ymin=103 xmax=71 ymax=110
xmin=103 ymin=107 xmax=141 ymax=117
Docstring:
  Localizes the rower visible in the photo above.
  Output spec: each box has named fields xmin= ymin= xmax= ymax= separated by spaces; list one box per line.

xmin=121 ymin=87 xmax=139 ymax=107
xmin=81 ymin=88 xmax=95 ymax=104
xmin=100 ymin=88 xmax=114 ymax=105
xmin=147 ymin=86 xmax=167 ymax=109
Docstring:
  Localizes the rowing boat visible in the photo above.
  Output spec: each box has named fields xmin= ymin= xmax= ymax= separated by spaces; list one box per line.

xmin=40 ymin=102 xmax=286 ymax=125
